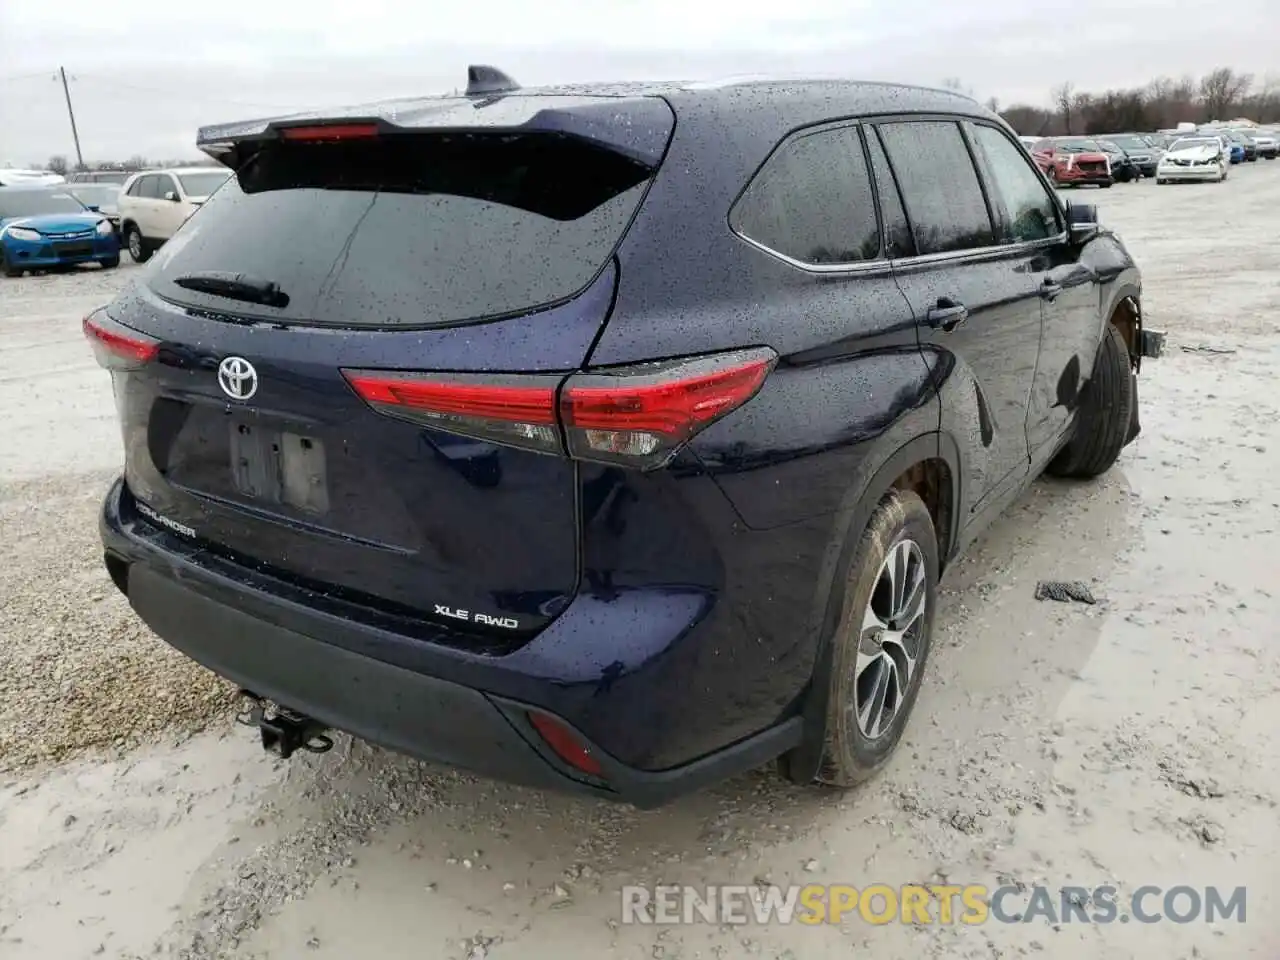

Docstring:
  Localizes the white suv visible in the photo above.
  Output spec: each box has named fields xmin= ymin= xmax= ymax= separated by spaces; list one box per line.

xmin=117 ymin=167 xmax=229 ymax=262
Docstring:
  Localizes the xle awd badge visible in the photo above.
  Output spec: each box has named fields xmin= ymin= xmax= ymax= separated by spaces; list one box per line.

xmin=435 ymin=604 xmax=519 ymax=629
xmin=218 ymin=356 xmax=258 ymax=401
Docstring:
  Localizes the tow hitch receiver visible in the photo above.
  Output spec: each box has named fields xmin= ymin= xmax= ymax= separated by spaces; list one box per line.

xmin=237 ymin=692 xmax=333 ymax=759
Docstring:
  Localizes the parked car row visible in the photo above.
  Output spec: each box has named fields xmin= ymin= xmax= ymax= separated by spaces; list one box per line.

xmin=0 ymin=166 xmax=229 ymax=276
xmin=1021 ymin=124 xmax=1280 ymax=188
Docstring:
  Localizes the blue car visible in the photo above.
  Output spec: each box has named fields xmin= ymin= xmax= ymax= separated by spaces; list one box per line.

xmin=0 ymin=186 xmax=121 ymax=277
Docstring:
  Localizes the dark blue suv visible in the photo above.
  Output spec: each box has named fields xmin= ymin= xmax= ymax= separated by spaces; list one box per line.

xmin=90 ymin=68 xmax=1159 ymax=806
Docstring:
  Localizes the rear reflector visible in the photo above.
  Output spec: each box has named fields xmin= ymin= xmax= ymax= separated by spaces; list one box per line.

xmin=83 ymin=311 xmax=159 ymax=370
xmin=279 ymin=123 xmax=380 ymax=142
xmin=342 ymin=370 xmax=562 ymax=455
xmin=528 ymin=712 xmax=603 ymax=777
xmin=342 ymin=347 xmax=776 ymax=469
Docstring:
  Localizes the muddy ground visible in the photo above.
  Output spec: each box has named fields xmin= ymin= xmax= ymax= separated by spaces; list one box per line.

xmin=1 ymin=165 xmax=1278 ymax=959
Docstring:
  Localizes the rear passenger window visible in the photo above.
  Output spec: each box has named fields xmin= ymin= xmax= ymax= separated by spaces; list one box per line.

xmin=731 ymin=126 xmax=880 ymax=265
xmin=127 ymin=177 xmax=144 ymax=197
xmin=877 ymin=121 xmax=995 ymax=255
xmin=865 ymin=129 xmax=915 ymax=259
xmin=969 ymin=124 xmax=1061 ymax=242
xmin=139 ymin=176 xmax=161 ymax=199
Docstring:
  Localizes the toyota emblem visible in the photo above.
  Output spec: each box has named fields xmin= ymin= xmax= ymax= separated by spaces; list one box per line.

xmin=217 ymin=356 xmax=258 ymax=401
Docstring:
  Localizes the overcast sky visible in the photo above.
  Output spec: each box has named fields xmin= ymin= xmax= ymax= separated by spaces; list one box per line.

xmin=2 ymin=0 xmax=1276 ymax=165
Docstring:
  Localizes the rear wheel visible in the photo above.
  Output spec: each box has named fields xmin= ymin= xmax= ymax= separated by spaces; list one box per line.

xmin=811 ymin=488 xmax=939 ymax=788
xmin=125 ymin=225 xmax=152 ymax=263
xmin=1047 ymin=324 xmax=1134 ymax=479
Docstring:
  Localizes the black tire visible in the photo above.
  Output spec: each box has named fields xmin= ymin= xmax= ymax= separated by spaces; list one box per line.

xmin=1156 ymin=178 xmax=1168 ymax=185
xmin=125 ymin=225 xmax=152 ymax=264
xmin=99 ymin=255 xmax=120 ymax=269
xmin=1047 ymin=324 xmax=1134 ymax=479
xmin=1099 ymin=181 xmax=1113 ymax=189
xmin=812 ymin=488 xmax=939 ymax=788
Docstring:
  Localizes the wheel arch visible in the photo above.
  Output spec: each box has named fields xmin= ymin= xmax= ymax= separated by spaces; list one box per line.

xmin=781 ymin=431 xmax=960 ymax=783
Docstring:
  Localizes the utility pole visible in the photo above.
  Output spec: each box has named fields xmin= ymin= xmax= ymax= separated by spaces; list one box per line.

xmin=58 ymin=66 xmax=84 ymax=171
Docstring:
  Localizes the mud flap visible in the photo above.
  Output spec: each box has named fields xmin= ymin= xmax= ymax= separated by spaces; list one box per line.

xmin=1139 ymin=328 xmax=1166 ymax=359
xmin=1125 ymin=372 xmax=1141 ymax=445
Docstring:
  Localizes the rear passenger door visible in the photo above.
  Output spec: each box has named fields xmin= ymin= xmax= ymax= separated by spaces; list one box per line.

xmin=874 ymin=119 xmax=1043 ymax=517
xmin=133 ymin=175 xmax=162 ymax=236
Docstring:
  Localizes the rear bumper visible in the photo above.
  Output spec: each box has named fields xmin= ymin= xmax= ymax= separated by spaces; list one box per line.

xmin=99 ymin=478 xmax=800 ymax=807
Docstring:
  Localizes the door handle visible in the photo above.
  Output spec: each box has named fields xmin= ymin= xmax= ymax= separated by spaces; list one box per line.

xmin=926 ymin=300 xmax=968 ymax=332
xmin=1041 ymin=279 xmax=1063 ymax=301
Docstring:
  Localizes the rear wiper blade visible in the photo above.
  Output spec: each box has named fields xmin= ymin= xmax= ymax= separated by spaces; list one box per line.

xmin=172 ymin=271 xmax=290 ymax=308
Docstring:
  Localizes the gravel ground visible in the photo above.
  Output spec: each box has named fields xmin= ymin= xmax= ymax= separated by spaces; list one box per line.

xmin=0 ymin=267 xmax=237 ymax=772
xmin=2 ymin=164 xmax=1279 ymax=959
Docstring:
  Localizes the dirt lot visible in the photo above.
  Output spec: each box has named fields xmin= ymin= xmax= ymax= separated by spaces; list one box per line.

xmin=2 ymin=166 xmax=1279 ymax=960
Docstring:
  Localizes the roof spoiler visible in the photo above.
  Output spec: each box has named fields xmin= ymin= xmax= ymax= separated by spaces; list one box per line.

xmin=196 ymin=88 xmax=675 ymax=171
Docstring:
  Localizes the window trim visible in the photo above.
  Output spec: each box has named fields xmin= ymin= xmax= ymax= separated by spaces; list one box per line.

xmin=963 ymin=119 xmax=1067 ymax=245
xmin=728 ymin=120 xmax=891 ymax=275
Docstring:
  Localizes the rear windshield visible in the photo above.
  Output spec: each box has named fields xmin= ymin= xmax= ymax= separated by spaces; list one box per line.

xmin=150 ymin=133 xmax=655 ymax=328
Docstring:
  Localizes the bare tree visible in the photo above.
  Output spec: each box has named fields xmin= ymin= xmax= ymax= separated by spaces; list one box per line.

xmin=47 ymin=155 xmax=69 ymax=176
xmin=1051 ymin=82 xmax=1076 ymax=134
xmin=984 ymin=96 xmax=1000 ymax=113
xmin=941 ymin=77 xmax=974 ymax=97
xmin=1199 ymin=67 xmax=1252 ymax=121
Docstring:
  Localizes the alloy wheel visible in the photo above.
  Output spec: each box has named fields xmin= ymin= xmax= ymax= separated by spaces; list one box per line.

xmin=128 ymin=231 xmax=141 ymax=260
xmin=853 ymin=538 xmax=927 ymax=740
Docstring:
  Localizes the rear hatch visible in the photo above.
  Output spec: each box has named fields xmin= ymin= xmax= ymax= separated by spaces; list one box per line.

xmin=99 ymin=99 xmax=673 ymax=646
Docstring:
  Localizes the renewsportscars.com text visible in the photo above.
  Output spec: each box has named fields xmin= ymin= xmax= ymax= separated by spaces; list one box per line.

xmin=621 ymin=884 xmax=1247 ymax=926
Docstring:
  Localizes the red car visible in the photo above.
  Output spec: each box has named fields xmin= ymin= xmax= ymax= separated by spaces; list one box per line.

xmin=1030 ymin=138 xmax=1113 ymax=188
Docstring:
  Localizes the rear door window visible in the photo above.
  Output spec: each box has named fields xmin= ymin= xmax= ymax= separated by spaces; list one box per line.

xmin=150 ymin=133 xmax=657 ymax=328
xmin=731 ymin=125 xmax=880 ymax=266
xmin=968 ymin=124 xmax=1062 ymax=243
xmin=139 ymin=176 xmax=162 ymax=199
xmin=877 ymin=121 xmax=996 ymax=256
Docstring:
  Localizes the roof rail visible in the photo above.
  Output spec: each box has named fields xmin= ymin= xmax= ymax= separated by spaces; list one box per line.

xmin=466 ymin=65 xmax=520 ymax=97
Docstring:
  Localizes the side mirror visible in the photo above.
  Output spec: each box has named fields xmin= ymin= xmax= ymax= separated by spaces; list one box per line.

xmin=164 ymin=191 xmax=180 ymax=202
xmin=1064 ymin=200 xmax=1099 ymax=245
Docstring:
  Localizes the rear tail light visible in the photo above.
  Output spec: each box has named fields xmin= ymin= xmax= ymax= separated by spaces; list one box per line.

xmin=83 ymin=311 xmax=159 ymax=370
xmin=342 ymin=370 xmax=562 ymax=455
xmin=527 ymin=712 xmax=603 ymax=777
xmin=342 ymin=347 xmax=775 ymax=470
xmin=560 ymin=348 xmax=775 ymax=468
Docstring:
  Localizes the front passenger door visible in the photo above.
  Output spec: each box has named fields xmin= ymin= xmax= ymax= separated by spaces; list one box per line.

xmin=966 ymin=123 xmax=1100 ymax=456
xmin=153 ymin=174 xmax=185 ymax=239
xmin=875 ymin=120 xmax=1042 ymax=518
